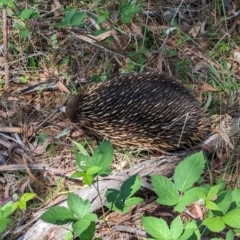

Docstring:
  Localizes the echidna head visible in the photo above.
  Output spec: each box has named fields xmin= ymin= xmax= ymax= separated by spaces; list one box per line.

xmin=66 ymin=94 xmax=81 ymax=123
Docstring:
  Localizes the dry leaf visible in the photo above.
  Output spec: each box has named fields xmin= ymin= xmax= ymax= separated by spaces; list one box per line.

xmin=189 ymin=22 xmax=202 ymax=38
xmin=130 ymin=22 xmax=143 ymax=37
xmin=57 ymin=81 xmax=70 ymax=93
xmin=0 ymin=57 xmax=6 ymax=67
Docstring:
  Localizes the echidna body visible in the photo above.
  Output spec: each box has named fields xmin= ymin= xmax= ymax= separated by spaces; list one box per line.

xmin=66 ymin=72 xmax=210 ymax=152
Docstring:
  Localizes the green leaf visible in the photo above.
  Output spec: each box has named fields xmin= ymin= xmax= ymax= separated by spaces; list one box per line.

xmin=92 ymin=141 xmax=113 ymax=176
xmin=82 ymin=173 xmax=94 ymax=186
xmin=174 ymin=187 xmax=200 ymax=212
xmin=207 ymin=185 xmax=221 ymax=200
xmin=98 ymin=12 xmax=109 ymax=24
xmin=231 ymin=188 xmax=240 ymax=207
xmin=178 ymin=220 xmax=199 ymax=240
xmin=215 ymin=191 xmax=232 ymax=214
xmin=20 ymin=9 xmax=34 ymax=20
xmin=83 ymin=213 xmax=98 ymax=222
xmin=120 ymin=174 xmax=142 ymax=198
xmin=70 ymin=12 xmax=87 ymax=26
xmin=74 ymin=153 xmax=92 ymax=170
xmin=170 ymin=216 xmax=183 ymax=239
xmin=79 ymin=221 xmax=95 ymax=240
xmin=70 ymin=171 xmax=85 ymax=179
xmin=105 ymin=189 xmax=124 ymax=212
xmin=72 ymin=141 xmax=89 ymax=156
xmin=63 ymin=9 xmax=77 ymax=25
xmin=202 ymin=217 xmax=225 ymax=232
xmin=18 ymin=200 xmax=26 ymax=210
xmin=226 ymin=229 xmax=234 ymax=240
xmin=20 ymin=29 xmax=29 ymax=39
xmin=1 ymin=201 xmax=13 ymax=217
xmin=38 ymin=132 xmax=49 ymax=144
xmin=222 ymin=208 xmax=240 ymax=228
xmin=121 ymin=197 xmax=143 ymax=213
xmin=173 ymin=151 xmax=205 ymax=192
xmin=64 ymin=230 xmax=74 ymax=240
xmin=40 ymin=206 xmax=76 ymax=224
xmin=0 ymin=217 xmax=12 ymax=233
xmin=141 ymin=216 xmax=171 ymax=240
xmin=206 ymin=200 xmax=220 ymax=211
xmin=67 ymin=193 xmax=90 ymax=218
xmin=72 ymin=218 xmax=95 ymax=238
xmin=151 ymin=175 xmax=179 ymax=206
xmin=20 ymin=193 xmax=36 ymax=202
xmin=86 ymin=166 xmax=102 ymax=175
xmin=124 ymin=197 xmax=143 ymax=207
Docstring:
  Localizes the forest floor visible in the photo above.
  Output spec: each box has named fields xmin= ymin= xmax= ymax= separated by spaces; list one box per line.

xmin=0 ymin=0 xmax=240 ymax=239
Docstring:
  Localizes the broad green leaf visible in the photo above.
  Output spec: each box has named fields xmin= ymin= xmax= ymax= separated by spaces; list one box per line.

xmin=178 ymin=220 xmax=199 ymax=240
xmin=92 ymin=141 xmax=113 ymax=176
xmin=124 ymin=197 xmax=143 ymax=207
xmin=86 ymin=166 xmax=102 ymax=175
xmin=83 ymin=213 xmax=98 ymax=222
xmin=64 ymin=230 xmax=74 ymax=240
xmin=121 ymin=174 xmax=142 ymax=198
xmin=1 ymin=201 xmax=13 ymax=217
xmin=20 ymin=29 xmax=29 ymax=39
xmin=67 ymin=193 xmax=90 ymax=218
xmin=18 ymin=200 xmax=27 ymax=210
xmin=170 ymin=216 xmax=183 ymax=239
xmin=74 ymin=153 xmax=92 ymax=170
xmin=222 ymin=208 xmax=240 ymax=228
xmin=72 ymin=218 xmax=91 ymax=236
xmin=206 ymin=200 xmax=220 ymax=211
xmin=20 ymin=9 xmax=34 ymax=20
xmin=207 ymin=185 xmax=221 ymax=200
xmin=70 ymin=12 xmax=87 ymax=26
xmin=226 ymin=229 xmax=234 ymax=240
xmin=98 ymin=12 xmax=109 ymax=24
xmin=141 ymin=216 xmax=171 ymax=240
xmin=215 ymin=191 xmax=232 ymax=214
xmin=121 ymin=197 xmax=143 ymax=213
xmin=174 ymin=187 xmax=199 ymax=212
xmin=62 ymin=9 xmax=77 ymax=25
xmin=105 ymin=189 xmax=123 ymax=211
xmin=152 ymin=175 xmax=179 ymax=206
xmin=78 ymin=221 xmax=95 ymax=240
xmin=70 ymin=171 xmax=84 ymax=178
xmin=83 ymin=173 xmax=94 ymax=186
xmin=173 ymin=151 xmax=205 ymax=192
xmin=231 ymin=188 xmax=240 ymax=207
xmin=0 ymin=217 xmax=11 ymax=233
xmin=40 ymin=206 xmax=76 ymax=224
xmin=20 ymin=193 xmax=36 ymax=202
xmin=202 ymin=217 xmax=225 ymax=232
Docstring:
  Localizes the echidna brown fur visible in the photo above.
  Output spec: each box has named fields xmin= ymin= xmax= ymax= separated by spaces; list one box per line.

xmin=66 ymin=72 xmax=210 ymax=152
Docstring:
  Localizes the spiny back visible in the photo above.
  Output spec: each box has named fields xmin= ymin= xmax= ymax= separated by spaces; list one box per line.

xmin=66 ymin=72 xmax=210 ymax=152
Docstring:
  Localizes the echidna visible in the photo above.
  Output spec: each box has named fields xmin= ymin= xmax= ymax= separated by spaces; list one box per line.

xmin=66 ymin=72 xmax=210 ymax=152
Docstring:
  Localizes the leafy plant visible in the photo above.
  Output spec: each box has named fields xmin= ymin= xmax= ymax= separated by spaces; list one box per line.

xmin=55 ymin=9 xmax=87 ymax=27
xmin=0 ymin=193 xmax=36 ymax=233
xmin=106 ymin=174 xmax=143 ymax=213
xmin=71 ymin=140 xmax=114 ymax=185
xmin=15 ymin=9 xmax=40 ymax=39
xmin=142 ymin=151 xmax=240 ymax=239
xmin=0 ymin=0 xmax=15 ymax=8
xmin=119 ymin=2 xmax=141 ymax=23
xmin=40 ymin=193 xmax=97 ymax=240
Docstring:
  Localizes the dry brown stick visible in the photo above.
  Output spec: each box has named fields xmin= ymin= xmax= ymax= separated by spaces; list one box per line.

xmin=0 ymin=126 xmax=24 ymax=133
xmin=2 ymin=9 xmax=9 ymax=86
